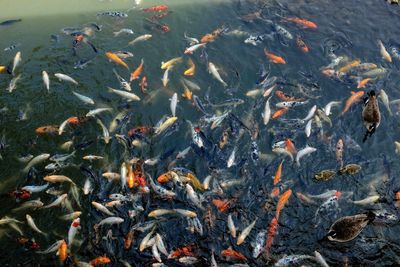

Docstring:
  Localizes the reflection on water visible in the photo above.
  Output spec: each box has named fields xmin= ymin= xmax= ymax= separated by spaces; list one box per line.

xmin=1 ymin=0 xmax=400 ymax=266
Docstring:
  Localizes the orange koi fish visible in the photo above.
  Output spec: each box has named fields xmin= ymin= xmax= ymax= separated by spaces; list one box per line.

xmin=184 ymin=58 xmax=195 ymax=76
xmin=130 ymin=59 xmax=144 ymax=81
xmin=341 ymin=91 xmax=365 ymax=115
xmin=127 ymin=164 xmax=134 ymax=189
xmin=273 ymin=160 xmax=284 ymax=186
xmin=58 ymin=240 xmax=68 ymax=262
xmin=221 ymin=248 xmax=247 ymax=262
xmin=296 ymin=35 xmax=309 ymax=53
xmin=35 ymin=125 xmax=59 ymax=135
xmin=357 ymin=78 xmax=371 ymax=88
xmin=157 ymin=171 xmax=172 ymax=183
xmin=200 ymin=26 xmax=225 ymax=43
xmin=169 ymin=246 xmax=194 ymax=258
xmin=284 ymin=17 xmax=317 ymax=29
xmin=271 ymin=108 xmax=288 ymax=119
xmin=338 ymin=59 xmax=361 ymax=75
xmin=264 ymin=49 xmax=286 ymax=64
xmin=142 ymin=4 xmax=169 ymax=12
xmin=285 ymin=138 xmax=297 ymax=156
xmin=89 ymin=256 xmax=111 ymax=266
xmin=276 ymin=189 xmax=292 ymax=219
xmin=67 ymin=116 xmax=89 ymax=125
xmin=265 ymin=216 xmax=278 ymax=256
xmin=212 ymin=199 xmax=231 ymax=212
xmin=105 ymin=52 xmax=129 ymax=70
xmin=182 ymin=86 xmax=193 ymax=101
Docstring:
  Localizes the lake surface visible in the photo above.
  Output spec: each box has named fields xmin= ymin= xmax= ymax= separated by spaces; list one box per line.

xmin=1 ymin=0 xmax=400 ymax=266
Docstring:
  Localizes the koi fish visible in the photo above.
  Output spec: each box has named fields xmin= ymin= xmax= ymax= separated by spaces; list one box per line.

xmin=12 ymin=51 xmax=21 ymax=75
xmin=276 ymin=189 xmax=292 ymax=219
xmin=58 ymin=240 xmax=68 ymax=262
xmin=130 ymin=59 xmax=144 ymax=81
xmin=182 ymin=86 xmax=193 ymax=100
xmin=275 ymin=90 xmax=303 ymax=102
xmin=68 ymin=218 xmax=80 ymax=245
xmin=284 ymin=17 xmax=317 ymax=29
xmin=285 ymin=138 xmax=297 ymax=156
xmin=35 ymin=125 xmax=59 ymax=135
xmin=105 ymin=52 xmax=129 ymax=70
xmin=161 ymin=57 xmax=182 ymax=69
xmin=264 ymin=49 xmax=286 ymax=64
xmin=128 ymin=34 xmax=152 ymax=45
xmin=296 ymin=35 xmax=309 ymax=53
xmin=212 ymin=199 xmax=231 ymax=212
xmin=273 ymin=160 xmax=284 ymax=185
xmin=42 ymin=71 xmax=50 ymax=91
xmin=139 ymin=76 xmax=148 ymax=95
xmin=208 ymin=62 xmax=227 ymax=87
xmin=272 ymin=108 xmax=288 ymax=119
xmin=184 ymin=58 xmax=195 ymax=76
xmin=296 ymin=145 xmax=317 ymax=166
xmin=89 ymin=256 xmax=111 ymax=266
xmin=184 ymin=43 xmax=206 ymax=55
xmin=200 ymin=26 xmax=225 ymax=43
xmin=142 ymin=4 xmax=169 ymax=12
xmin=341 ymin=91 xmax=364 ymax=115
xmin=357 ymin=78 xmax=371 ymax=88
xmin=265 ymin=216 xmax=278 ymax=256
xmin=221 ymin=248 xmax=247 ymax=262
xmin=378 ymin=40 xmax=392 ymax=62
xmin=338 ymin=59 xmax=361 ymax=75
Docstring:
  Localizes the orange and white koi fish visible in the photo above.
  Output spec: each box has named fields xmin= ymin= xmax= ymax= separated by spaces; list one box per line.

xmin=68 ymin=218 xmax=80 ymax=245
xmin=285 ymin=138 xmax=297 ymax=156
xmin=284 ymin=17 xmax=317 ymax=29
xmin=130 ymin=59 xmax=144 ymax=81
xmin=184 ymin=58 xmax=195 ymax=76
xmin=105 ymin=52 xmax=129 ymax=70
xmin=276 ymin=189 xmax=292 ymax=219
xmin=341 ymin=91 xmax=365 ymax=115
xmin=264 ymin=49 xmax=286 ymax=64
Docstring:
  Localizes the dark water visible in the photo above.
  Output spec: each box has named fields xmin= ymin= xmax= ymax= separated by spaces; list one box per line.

xmin=1 ymin=0 xmax=400 ymax=266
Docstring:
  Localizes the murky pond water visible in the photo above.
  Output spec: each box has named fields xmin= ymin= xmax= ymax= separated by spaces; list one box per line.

xmin=1 ymin=0 xmax=400 ymax=266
